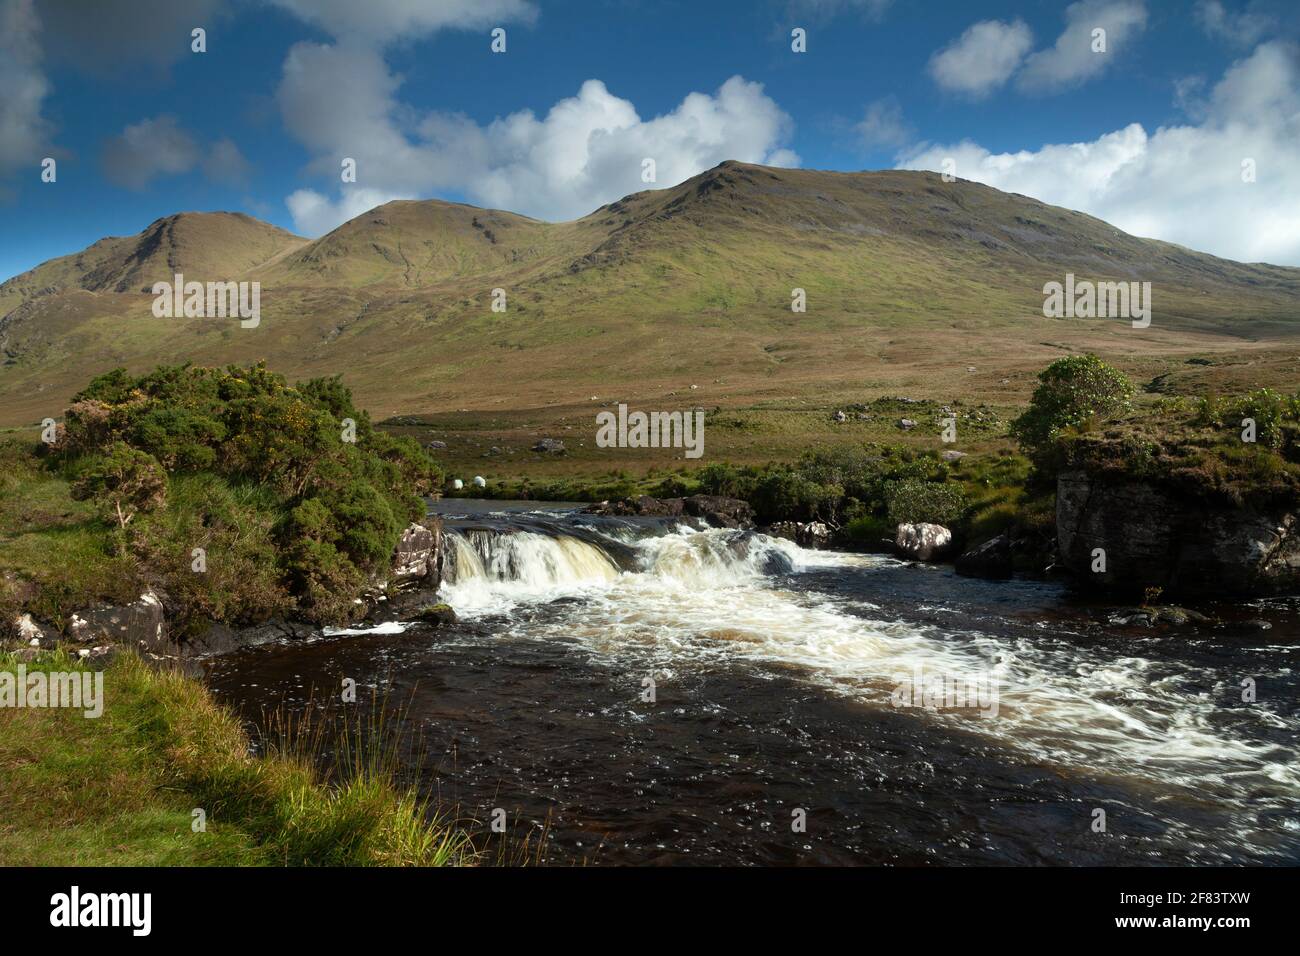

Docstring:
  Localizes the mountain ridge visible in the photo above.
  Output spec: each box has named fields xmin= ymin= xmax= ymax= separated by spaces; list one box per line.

xmin=1 ymin=162 xmax=1298 ymax=427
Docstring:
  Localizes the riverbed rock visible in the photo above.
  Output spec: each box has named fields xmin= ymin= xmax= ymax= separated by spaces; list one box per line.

xmin=67 ymin=589 xmax=167 ymax=651
xmin=955 ymin=533 xmax=1012 ymax=579
xmin=412 ymin=603 xmax=458 ymax=627
xmin=1056 ymin=470 xmax=1300 ymax=596
xmin=894 ymin=523 xmax=953 ymax=561
xmin=681 ymin=495 xmax=755 ymax=528
xmin=1107 ymin=605 xmax=1215 ymax=628
xmin=389 ymin=519 xmax=444 ymax=591
xmin=765 ymin=521 xmax=832 ymax=549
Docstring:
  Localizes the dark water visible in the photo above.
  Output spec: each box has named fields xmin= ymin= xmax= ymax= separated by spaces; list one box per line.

xmin=203 ymin=503 xmax=1300 ymax=865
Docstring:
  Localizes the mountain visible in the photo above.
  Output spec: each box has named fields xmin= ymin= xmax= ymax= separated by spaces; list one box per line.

xmin=1 ymin=162 xmax=1298 ymax=427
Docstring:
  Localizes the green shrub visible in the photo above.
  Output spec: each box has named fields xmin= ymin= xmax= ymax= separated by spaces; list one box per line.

xmin=1010 ymin=354 xmax=1135 ymax=461
xmin=884 ymin=479 xmax=967 ymax=526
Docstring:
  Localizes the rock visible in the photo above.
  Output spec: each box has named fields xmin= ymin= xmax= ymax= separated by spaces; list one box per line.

xmin=941 ymin=450 xmax=967 ymax=462
xmin=532 ymin=438 xmax=565 ymax=454
xmin=67 ymin=589 xmax=167 ymax=652
xmin=832 ymin=410 xmax=847 ymax=423
xmin=955 ymin=533 xmax=1012 ymax=579
xmin=585 ymin=494 xmax=752 ymax=528
xmin=898 ymin=418 xmax=917 ymax=430
xmin=412 ymin=603 xmax=458 ymax=627
xmin=427 ymin=440 xmax=448 ymax=449
xmin=682 ymin=495 xmax=755 ymax=529
xmin=1107 ymin=606 xmax=1214 ymax=628
xmin=390 ymin=519 xmax=443 ymax=591
xmin=894 ymin=522 xmax=953 ymax=561
xmin=766 ymin=521 xmax=831 ymax=549
xmin=1057 ymin=470 xmax=1300 ymax=597
xmin=13 ymin=613 xmax=44 ymax=645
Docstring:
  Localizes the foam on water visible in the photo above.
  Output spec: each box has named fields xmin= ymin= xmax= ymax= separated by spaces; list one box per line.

xmin=429 ymin=524 xmax=1300 ymax=832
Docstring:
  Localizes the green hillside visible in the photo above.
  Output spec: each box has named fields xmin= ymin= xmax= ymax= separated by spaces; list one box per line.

xmin=2 ymin=162 xmax=1298 ymax=430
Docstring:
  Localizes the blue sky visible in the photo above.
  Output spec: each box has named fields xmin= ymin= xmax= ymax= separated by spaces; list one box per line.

xmin=2 ymin=0 xmax=1298 ymax=281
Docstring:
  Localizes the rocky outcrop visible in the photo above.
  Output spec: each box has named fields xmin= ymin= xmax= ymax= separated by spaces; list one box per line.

xmin=894 ymin=523 xmax=953 ymax=561
xmin=1056 ymin=470 xmax=1300 ymax=596
xmin=389 ymin=518 xmax=444 ymax=591
xmin=765 ymin=521 xmax=832 ymax=549
xmin=955 ymin=533 xmax=1012 ymax=579
xmin=67 ymin=589 xmax=168 ymax=652
xmin=586 ymin=495 xmax=753 ymax=528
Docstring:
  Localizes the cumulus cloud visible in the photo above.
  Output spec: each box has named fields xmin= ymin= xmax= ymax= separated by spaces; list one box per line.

xmin=37 ymin=0 xmax=228 ymax=74
xmin=102 ymin=116 xmax=251 ymax=190
xmin=1195 ymin=0 xmax=1275 ymax=47
xmin=278 ymin=47 xmax=800 ymax=234
xmin=0 ymin=0 xmax=53 ymax=183
xmin=898 ymin=41 xmax=1300 ymax=266
xmin=1017 ymin=0 xmax=1148 ymax=93
xmin=855 ymin=96 xmax=911 ymax=150
xmin=266 ymin=0 xmax=537 ymax=46
xmin=928 ymin=19 xmax=1033 ymax=99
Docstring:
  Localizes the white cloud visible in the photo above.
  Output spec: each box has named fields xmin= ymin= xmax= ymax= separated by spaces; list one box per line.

xmin=855 ymin=96 xmax=911 ymax=150
xmin=928 ymin=19 xmax=1033 ymax=99
xmin=1017 ymin=0 xmax=1147 ymax=93
xmin=898 ymin=41 xmax=1300 ymax=266
xmin=1195 ymin=0 xmax=1275 ymax=47
xmin=267 ymin=0 xmax=537 ymax=46
xmin=102 ymin=116 xmax=251 ymax=190
xmin=279 ymin=52 xmax=800 ymax=234
xmin=0 ymin=0 xmax=53 ymax=182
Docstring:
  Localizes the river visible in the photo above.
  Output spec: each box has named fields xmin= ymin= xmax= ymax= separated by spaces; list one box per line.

xmin=203 ymin=500 xmax=1300 ymax=865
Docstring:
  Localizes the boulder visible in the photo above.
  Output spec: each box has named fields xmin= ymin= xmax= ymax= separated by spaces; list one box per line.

xmin=390 ymin=519 xmax=443 ymax=591
xmin=67 ymin=589 xmax=167 ymax=652
xmin=412 ymin=603 xmax=458 ymax=627
xmin=532 ymin=438 xmax=565 ymax=454
xmin=894 ymin=522 xmax=953 ymax=561
xmin=832 ymin=410 xmax=847 ymax=423
xmin=1056 ymin=470 xmax=1300 ymax=596
xmin=682 ymin=495 xmax=755 ymax=529
xmin=427 ymin=440 xmax=448 ymax=449
xmin=955 ymin=533 xmax=1012 ymax=579
xmin=898 ymin=418 xmax=917 ymax=430
xmin=766 ymin=521 xmax=832 ymax=549
xmin=941 ymin=450 xmax=967 ymax=463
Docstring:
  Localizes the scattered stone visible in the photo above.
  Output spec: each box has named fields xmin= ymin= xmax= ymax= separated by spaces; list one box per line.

xmin=898 ymin=418 xmax=917 ymax=430
xmin=832 ymin=410 xmax=847 ymax=423
xmin=532 ymin=438 xmax=565 ymax=454
xmin=941 ymin=450 xmax=967 ymax=462
xmin=426 ymin=440 xmax=448 ymax=449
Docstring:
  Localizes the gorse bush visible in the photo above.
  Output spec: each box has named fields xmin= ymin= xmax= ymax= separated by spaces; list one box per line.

xmin=50 ymin=363 xmax=443 ymax=625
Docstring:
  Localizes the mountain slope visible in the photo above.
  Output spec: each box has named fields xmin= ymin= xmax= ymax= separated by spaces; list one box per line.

xmin=1 ymin=163 xmax=1298 ymax=427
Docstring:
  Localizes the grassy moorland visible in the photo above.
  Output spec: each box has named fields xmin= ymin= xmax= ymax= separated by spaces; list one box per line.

xmin=2 ymin=163 xmax=1298 ymax=429
xmin=0 ymin=649 xmax=472 ymax=866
